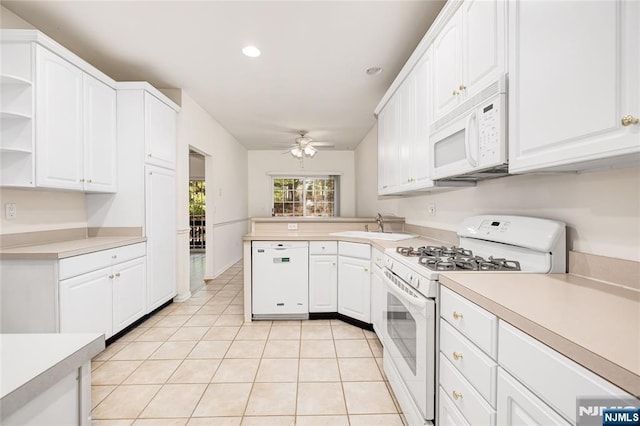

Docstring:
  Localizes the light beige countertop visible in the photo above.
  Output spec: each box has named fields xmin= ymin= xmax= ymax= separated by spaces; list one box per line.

xmin=439 ymin=272 xmax=640 ymax=396
xmin=0 ymin=236 xmax=146 ymax=260
xmin=0 ymin=333 xmax=105 ymax=418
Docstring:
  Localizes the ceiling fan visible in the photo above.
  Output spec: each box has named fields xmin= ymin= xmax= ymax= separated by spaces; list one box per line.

xmin=286 ymin=131 xmax=334 ymax=160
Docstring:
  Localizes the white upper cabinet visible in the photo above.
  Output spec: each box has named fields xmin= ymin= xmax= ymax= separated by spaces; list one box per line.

xmin=508 ymin=0 xmax=640 ymax=173
xmin=83 ymin=73 xmax=117 ymax=192
xmin=1 ymin=31 xmax=117 ymax=192
xmin=433 ymin=13 xmax=462 ymax=117
xmin=433 ymin=0 xmax=506 ymax=120
xmin=35 ymin=45 xmax=84 ymax=190
xmin=145 ymin=92 xmax=176 ymax=170
xmin=377 ymin=92 xmax=400 ymax=194
xmin=377 ymin=47 xmax=435 ymax=195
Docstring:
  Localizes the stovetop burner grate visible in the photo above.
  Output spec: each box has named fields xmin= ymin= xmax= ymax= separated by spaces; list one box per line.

xmin=396 ymin=246 xmax=522 ymax=272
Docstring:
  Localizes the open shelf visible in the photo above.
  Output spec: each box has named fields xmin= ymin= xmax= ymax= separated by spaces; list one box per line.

xmin=1 ymin=74 xmax=32 ymax=86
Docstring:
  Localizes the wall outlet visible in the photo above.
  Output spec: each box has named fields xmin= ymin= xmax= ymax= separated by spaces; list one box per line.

xmin=287 ymin=223 xmax=298 ymax=230
xmin=5 ymin=203 xmax=17 ymax=220
xmin=427 ymin=203 xmax=436 ymax=217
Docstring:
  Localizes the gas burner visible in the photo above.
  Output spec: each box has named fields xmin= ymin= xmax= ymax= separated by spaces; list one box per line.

xmin=485 ymin=257 xmax=521 ymax=271
xmin=396 ymin=246 xmax=426 ymax=257
xmin=415 ymin=252 xmax=522 ymax=272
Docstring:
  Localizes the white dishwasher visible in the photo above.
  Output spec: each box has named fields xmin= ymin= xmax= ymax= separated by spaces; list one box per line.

xmin=252 ymin=241 xmax=309 ymax=320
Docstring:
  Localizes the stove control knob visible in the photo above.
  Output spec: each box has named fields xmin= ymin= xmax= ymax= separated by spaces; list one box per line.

xmin=386 ymin=259 xmax=394 ymax=269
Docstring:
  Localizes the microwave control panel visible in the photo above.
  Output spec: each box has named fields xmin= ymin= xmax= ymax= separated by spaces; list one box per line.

xmin=477 ymin=96 xmax=505 ymax=164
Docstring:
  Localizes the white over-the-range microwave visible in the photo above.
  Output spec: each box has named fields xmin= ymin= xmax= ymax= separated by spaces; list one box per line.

xmin=430 ymin=76 xmax=509 ymax=181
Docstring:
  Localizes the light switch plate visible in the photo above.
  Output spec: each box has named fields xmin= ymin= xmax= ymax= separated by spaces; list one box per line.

xmin=287 ymin=223 xmax=298 ymax=230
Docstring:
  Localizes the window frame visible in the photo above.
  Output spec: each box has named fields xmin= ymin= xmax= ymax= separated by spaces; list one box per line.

xmin=271 ymin=175 xmax=340 ymax=217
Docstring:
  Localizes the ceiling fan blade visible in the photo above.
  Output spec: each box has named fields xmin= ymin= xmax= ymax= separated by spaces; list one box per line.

xmin=309 ymin=142 xmax=334 ymax=148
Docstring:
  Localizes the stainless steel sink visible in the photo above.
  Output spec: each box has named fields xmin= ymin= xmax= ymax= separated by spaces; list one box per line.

xmin=328 ymin=231 xmax=417 ymax=241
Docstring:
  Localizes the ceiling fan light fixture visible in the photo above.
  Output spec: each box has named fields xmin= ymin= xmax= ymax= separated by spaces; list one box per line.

xmin=242 ymin=45 xmax=261 ymax=58
xmin=304 ymin=145 xmax=317 ymax=157
xmin=290 ymin=147 xmax=303 ymax=158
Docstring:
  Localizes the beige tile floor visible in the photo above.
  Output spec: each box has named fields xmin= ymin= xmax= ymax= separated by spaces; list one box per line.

xmin=91 ymin=262 xmax=404 ymax=425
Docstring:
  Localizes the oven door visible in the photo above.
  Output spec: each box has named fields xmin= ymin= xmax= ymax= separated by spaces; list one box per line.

xmin=382 ymin=270 xmax=436 ymax=420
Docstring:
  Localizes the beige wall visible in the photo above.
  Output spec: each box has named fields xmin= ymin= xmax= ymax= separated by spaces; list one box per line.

xmin=0 ymin=189 xmax=87 ymax=234
xmin=355 ymin=124 xmax=640 ymax=262
xmin=1 ymin=5 xmax=35 ymax=29
xmin=247 ymin=150 xmax=356 ymax=217
xmin=176 ymin=91 xmax=248 ymax=289
xmin=354 ymin=125 xmax=399 ymax=218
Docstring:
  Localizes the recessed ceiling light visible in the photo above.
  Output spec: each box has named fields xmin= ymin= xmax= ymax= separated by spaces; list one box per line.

xmin=242 ymin=45 xmax=261 ymax=58
xmin=366 ymin=66 xmax=383 ymax=76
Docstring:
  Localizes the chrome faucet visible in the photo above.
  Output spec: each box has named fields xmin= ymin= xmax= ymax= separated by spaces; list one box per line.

xmin=375 ymin=213 xmax=385 ymax=233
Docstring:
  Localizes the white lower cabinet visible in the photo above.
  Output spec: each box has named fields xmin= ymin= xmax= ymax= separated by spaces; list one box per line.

xmin=437 ymin=286 xmax=635 ymax=426
xmin=370 ymin=248 xmax=385 ymax=336
xmin=337 ymin=242 xmax=371 ymax=323
xmin=0 ymin=243 xmax=146 ymax=338
xmin=309 ymin=241 xmax=338 ymax=313
xmin=112 ymin=257 xmax=146 ymax=332
xmin=497 ymin=367 xmax=570 ymax=426
xmin=60 ymin=268 xmax=112 ymax=337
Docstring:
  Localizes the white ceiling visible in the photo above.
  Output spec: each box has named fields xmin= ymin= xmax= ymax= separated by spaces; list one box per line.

xmin=3 ymin=1 xmax=445 ymax=150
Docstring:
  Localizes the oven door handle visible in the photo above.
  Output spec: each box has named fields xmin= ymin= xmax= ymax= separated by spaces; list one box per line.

xmin=383 ymin=273 xmax=428 ymax=311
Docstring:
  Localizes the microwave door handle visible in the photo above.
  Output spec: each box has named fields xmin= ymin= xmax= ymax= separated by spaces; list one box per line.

xmin=464 ymin=111 xmax=478 ymax=168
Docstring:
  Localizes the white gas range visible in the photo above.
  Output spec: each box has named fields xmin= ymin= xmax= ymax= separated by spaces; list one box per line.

xmin=379 ymin=215 xmax=566 ymax=425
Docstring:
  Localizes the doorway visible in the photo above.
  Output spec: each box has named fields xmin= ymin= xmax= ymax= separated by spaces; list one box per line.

xmin=189 ymin=150 xmax=206 ymax=293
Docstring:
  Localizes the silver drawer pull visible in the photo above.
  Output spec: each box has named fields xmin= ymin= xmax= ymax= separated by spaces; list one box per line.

xmin=452 ymin=351 xmax=463 ymax=361
xmin=115 ymin=272 xmax=121 ymax=277
xmin=452 ymin=390 xmax=463 ymax=400
xmin=453 ymin=311 xmax=463 ymax=320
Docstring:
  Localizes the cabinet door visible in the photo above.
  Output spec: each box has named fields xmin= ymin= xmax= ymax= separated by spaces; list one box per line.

xmin=370 ymin=268 xmax=385 ymax=338
xmin=309 ymin=255 xmax=338 ymax=313
xmin=398 ymin=73 xmax=416 ymax=186
xmin=35 ymin=45 xmax=83 ymax=190
xmin=59 ymin=268 xmax=112 ymax=338
xmin=377 ymin=94 xmax=400 ymax=194
xmin=112 ymin=257 xmax=146 ymax=333
xmin=337 ymin=256 xmax=371 ymax=323
xmin=497 ymin=368 xmax=570 ymax=426
xmin=461 ymin=0 xmax=505 ymax=99
xmin=145 ymin=92 xmax=176 ymax=169
xmin=508 ymin=0 xmax=640 ymax=173
xmin=83 ymin=73 xmax=116 ymax=193
xmin=412 ymin=49 xmax=434 ymax=186
xmin=433 ymin=11 xmax=462 ymax=119
xmin=146 ymin=165 xmax=176 ymax=311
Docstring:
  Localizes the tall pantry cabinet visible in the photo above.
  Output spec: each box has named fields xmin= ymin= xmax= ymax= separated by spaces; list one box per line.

xmin=86 ymin=83 xmax=180 ymax=312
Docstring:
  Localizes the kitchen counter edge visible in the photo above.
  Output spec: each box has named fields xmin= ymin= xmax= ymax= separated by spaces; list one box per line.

xmin=0 ymin=236 xmax=147 ymax=260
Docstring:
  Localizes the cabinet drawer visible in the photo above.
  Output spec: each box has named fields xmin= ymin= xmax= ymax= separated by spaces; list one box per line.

xmin=439 ymin=353 xmax=496 ymax=426
xmin=338 ymin=241 xmax=370 ymax=259
xmin=309 ymin=241 xmax=338 ymax=255
xmin=59 ymin=242 xmax=145 ymax=280
xmin=439 ymin=386 xmax=471 ymax=426
xmin=440 ymin=286 xmax=498 ymax=358
xmin=440 ymin=320 xmax=498 ymax=406
xmin=499 ymin=320 xmax=633 ymax=424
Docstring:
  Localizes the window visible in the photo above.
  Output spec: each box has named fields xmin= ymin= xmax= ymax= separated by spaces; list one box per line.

xmin=272 ymin=176 xmax=339 ymax=217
